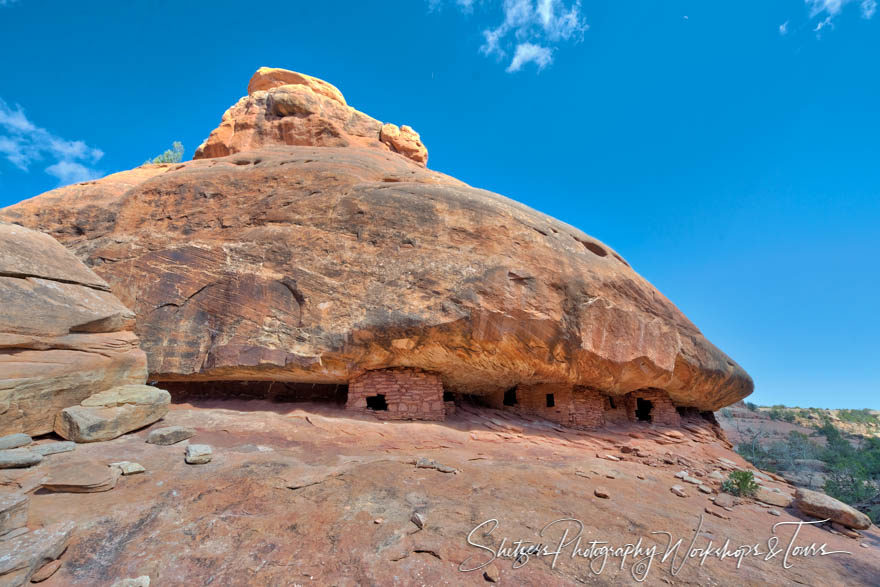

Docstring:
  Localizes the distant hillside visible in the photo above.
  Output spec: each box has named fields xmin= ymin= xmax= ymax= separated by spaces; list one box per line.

xmin=717 ymin=401 xmax=880 ymax=523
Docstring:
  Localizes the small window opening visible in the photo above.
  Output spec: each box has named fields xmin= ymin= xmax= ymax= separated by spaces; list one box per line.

xmin=443 ymin=391 xmax=454 ymax=402
xmin=546 ymin=393 xmax=555 ymax=408
xmin=608 ymin=397 xmax=616 ymax=410
xmin=503 ymin=387 xmax=518 ymax=406
xmin=366 ymin=394 xmax=388 ymax=411
xmin=636 ymin=398 xmax=653 ymax=422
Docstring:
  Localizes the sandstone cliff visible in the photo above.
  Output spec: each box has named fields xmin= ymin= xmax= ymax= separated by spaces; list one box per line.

xmin=0 ymin=68 xmax=752 ymax=412
xmin=0 ymin=222 xmax=148 ymax=436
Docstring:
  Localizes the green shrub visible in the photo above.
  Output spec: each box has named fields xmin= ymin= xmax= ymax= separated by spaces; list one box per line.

xmin=721 ymin=470 xmax=759 ymax=497
xmin=146 ymin=141 xmax=184 ymax=165
xmin=745 ymin=402 xmax=758 ymax=412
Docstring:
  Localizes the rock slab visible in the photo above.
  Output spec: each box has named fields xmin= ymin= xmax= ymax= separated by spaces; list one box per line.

xmin=41 ymin=462 xmax=120 ymax=493
xmin=0 ymin=493 xmax=28 ymax=536
xmin=54 ymin=385 xmax=170 ymax=443
xmin=0 ymin=520 xmax=74 ymax=586
xmin=0 ymin=222 xmax=147 ymax=437
xmin=794 ymin=488 xmax=872 ymax=530
xmin=146 ymin=426 xmax=195 ymax=446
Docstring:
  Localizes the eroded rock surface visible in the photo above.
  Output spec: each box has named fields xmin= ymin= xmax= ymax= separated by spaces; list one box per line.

xmin=0 ymin=69 xmax=752 ymax=412
xmin=54 ymin=385 xmax=170 ymax=443
xmin=192 ymin=67 xmax=427 ymax=166
xmin=0 ymin=223 xmax=147 ymax=436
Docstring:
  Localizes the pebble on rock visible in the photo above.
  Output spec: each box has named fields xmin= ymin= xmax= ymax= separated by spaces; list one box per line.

xmin=185 ymin=444 xmax=212 ymax=465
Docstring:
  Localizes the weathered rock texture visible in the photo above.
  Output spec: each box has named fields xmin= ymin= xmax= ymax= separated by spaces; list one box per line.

xmin=0 ymin=69 xmax=752 ymax=413
xmin=54 ymin=384 xmax=170 ymax=443
xmin=0 ymin=223 xmax=148 ymax=436
xmin=795 ymin=487 xmax=872 ymax=530
xmin=193 ymin=67 xmax=427 ymax=165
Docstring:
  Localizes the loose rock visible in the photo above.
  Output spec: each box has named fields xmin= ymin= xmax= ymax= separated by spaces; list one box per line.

xmin=0 ymin=434 xmax=31 ymax=450
xmin=0 ymin=450 xmax=42 ymax=469
xmin=713 ymin=493 xmax=736 ymax=509
xmin=670 ymin=485 xmax=687 ymax=497
xmin=28 ymin=559 xmax=61 ymax=583
xmin=483 ymin=563 xmax=501 ymax=582
xmin=42 ymin=462 xmax=120 ymax=493
xmin=110 ymin=461 xmax=145 ymax=476
xmin=146 ymin=426 xmax=195 ymax=446
xmin=594 ymin=487 xmax=610 ymax=499
xmin=54 ymin=385 xmax=170 ymax=443
xmin=411 ymin=512 xmax=426 ymax=530
xmin=794 ymin=488 xmax=871 ymax=530
xmin=0 ymin=520 xmax=74 ymax=586
xmin=184 ymin=445 xmax=212 ymax=465
xmin=755 ymin=486 xmax=793 ymax=508
xmin=414 ymin=457 xmax=457 ymax=474
xmin=698 ymin=485 xmax=713 ymax=494
xmin=110 ymin=577 xmax=151 ymax=587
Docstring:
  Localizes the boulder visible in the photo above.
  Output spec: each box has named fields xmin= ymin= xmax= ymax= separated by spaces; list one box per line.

xmin=41 ymin=462 xmax=120 ymax=493
xmin=0 ymin=70 xmax=752 ymax=412
xmin=54 ymin=385 xmax=170 ymax=443
xmin=146 ymin=426 xmax=195 ymax=446
xmin=0 ymin=222 xmax=148 ymax=437
xmin=0 ymin=520 xmax=74 ymax=586
xmin=794 ymin=488 xmax=872 ymax=530
xmin=0 ymin=493 xmax=28 ymax=536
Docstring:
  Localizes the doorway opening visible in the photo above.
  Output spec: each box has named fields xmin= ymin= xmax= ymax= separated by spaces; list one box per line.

xmin=635 ymin=398 xmax=653 ymax=422
xmin=545 ymin=393 xmax=555 ymax=408
xmin=365 ymin=394 xmax=388 ymax=411
xmin=503 ymin=387 xmax=518 ymax=406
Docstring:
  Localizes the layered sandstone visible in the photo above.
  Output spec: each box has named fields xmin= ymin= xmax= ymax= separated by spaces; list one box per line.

xmin=0 ymin=68 xmax=752 ymax=412
xmin=0 ymin=222 xmax=148 ymax=436
xmin=193 ymin=67 xmax=427 ymax=165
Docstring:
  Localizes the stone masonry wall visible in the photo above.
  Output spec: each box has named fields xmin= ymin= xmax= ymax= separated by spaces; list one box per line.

xmin=627 ymin=389 xmax=681 ymax=426
xmin=569 ymin=387 xmax=606 ymax=428
xmin=347 ymin=368 xmax=445 ymax=421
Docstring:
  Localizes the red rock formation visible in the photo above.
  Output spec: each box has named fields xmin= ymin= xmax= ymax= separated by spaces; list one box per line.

xmin=193 ymin=67 xmax=427 ymax=166
xmin=0 ymin=68 xmax=752 ymax=413
xmin=0 ymin=223 xmax=147 ymax=436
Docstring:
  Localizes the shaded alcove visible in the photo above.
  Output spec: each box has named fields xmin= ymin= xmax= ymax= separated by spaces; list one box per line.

xmin=160 ymin=380 xmax=348 ymax=404
xmin=635 ymin=398 xmax=653 ymax=422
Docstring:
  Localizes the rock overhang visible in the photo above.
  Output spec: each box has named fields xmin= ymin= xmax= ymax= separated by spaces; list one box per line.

xmin=0 ymin=69 xmax=753 ymax=413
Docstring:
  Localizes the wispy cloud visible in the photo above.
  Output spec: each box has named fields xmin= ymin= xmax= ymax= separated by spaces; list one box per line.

xmin=0 ymin=99 xmax=104 ymax=186
xmin=506 ymin=42 xmax=553 ymax=72
xmin=804 ymin=0 xmax=876 ymax=36
xmin=431 ymin=0 xmax=587 ymax=73
xmin=779 ymin=20 xmax=789 ymax=35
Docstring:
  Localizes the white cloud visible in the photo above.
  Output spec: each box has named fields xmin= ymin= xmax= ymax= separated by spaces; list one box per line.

xmin=506 ymin=42 xmax=553 ymax=72
xmin=45 ymin=160 xmax=103 ymax=184
xmin=805 ymin=0 xmax=877 ymax=25
xmin=433 ymin=0 xmax=587 ymax=73
xmin=0 ymin=99 xmax=103 ymax=186
xmin=0 ymin=0 xmax=19 ymax=6
xmin=779 ymin=20 xmax=789 ymax=35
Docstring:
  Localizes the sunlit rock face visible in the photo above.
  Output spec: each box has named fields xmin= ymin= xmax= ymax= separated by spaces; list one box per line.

xmin=0 ymin=69 xmax=752 ymax=412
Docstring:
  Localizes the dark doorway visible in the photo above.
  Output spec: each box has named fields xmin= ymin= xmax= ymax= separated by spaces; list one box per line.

xmin=503 ymin=387 xmax=518 ymax=406
xmin=545 ymin=393 xmax=555 ymax=408
xmin=608 ymin=397 xmax=617 ymax=410
xmin=366 ymin=394 xmax=388 ymax=411
xmin=636 ymin=398 xmax=653 ymax=422
xmin=443 ymin=391 xmax=454 ymax=402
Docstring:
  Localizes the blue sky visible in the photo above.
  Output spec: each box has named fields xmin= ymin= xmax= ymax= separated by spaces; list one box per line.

xmin=1 ymin=1 xmax=878 ymax=409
